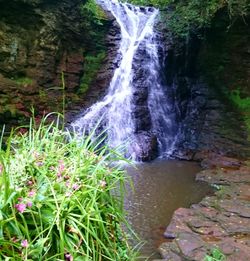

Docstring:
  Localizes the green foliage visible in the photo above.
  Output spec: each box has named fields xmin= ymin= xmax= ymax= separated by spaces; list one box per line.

xmin=79 ymin=0 xmax=109 ymax=91
xmin=204 ymin=248 xmax=226 ymax=261
xmin=13 ymin=77 xmax=33 ymax=86
xmin=127 ymin=0 xmax=250 ymax=37
xmin=229 ymin=89 xmax=250 ymax=139
xmin=80 ymin=0 xmax=107 ymax=26
xmin=229 ymin=89 xmax=250 ymax=110
xmin=166 ymin=0 xmax=250 ymax=37
xmin=79 ymin=52 xmax=106 ymax=94
xmin=0 ymin=115 xmax=137 ymax=260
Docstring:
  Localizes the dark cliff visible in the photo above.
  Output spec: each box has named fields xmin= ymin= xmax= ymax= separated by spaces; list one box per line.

xmin=0 ymin=0 xmax=116 ymax=127
xmin=164 ymin=12 xmax=250 ymax=160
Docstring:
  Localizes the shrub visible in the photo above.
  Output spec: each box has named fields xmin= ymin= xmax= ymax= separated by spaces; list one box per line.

xmin=0 ymin=114 xmax=136 ymax=260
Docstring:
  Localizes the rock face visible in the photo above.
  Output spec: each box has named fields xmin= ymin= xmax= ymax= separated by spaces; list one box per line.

xmin=66 ymin=18 xmax=121 ymax=123
xmin=162 ymin=14 xmax=250 ymax=161
xmin=0 ymin=0 xmax=117 ymax=128
xmin=131 ymin=131 xmax=158 ymax=161
xmin=0 ymin=1 xmax=84 ymax=86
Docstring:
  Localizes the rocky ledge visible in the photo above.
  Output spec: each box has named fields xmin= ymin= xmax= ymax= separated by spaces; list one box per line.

xmin=155 ymin=154 xmax=250 ymax=260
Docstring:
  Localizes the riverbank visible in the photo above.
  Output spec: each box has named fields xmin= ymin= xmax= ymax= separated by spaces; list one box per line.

xmin=156 ymin=154 xmax=250 ymax=260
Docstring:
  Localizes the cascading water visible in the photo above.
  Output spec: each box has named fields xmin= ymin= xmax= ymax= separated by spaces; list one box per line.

xmin=72 ymin=0 xmax=178 ymax=160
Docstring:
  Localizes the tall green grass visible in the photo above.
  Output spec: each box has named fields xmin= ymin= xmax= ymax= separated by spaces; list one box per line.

xmin=0 ymin=114 xmax=137 ymax=260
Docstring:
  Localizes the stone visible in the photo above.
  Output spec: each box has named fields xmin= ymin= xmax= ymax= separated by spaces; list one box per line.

xmin=132 ymin=131 xmax=158 ymax=161
xmin=176 ymin=232 xmax=205 ymax=257
xmin=158 ymin=160 xmax=250 ymax=261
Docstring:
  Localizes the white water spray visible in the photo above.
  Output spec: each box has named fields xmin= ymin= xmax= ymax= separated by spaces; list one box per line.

xmin=72 ymin=0 xmax=177 ymax=160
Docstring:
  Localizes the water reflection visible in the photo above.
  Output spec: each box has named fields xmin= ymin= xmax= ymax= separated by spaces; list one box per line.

xmin=125 ymin=159 xmax=211 ymax=259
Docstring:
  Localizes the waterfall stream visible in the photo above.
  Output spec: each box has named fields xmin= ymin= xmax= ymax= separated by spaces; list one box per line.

xmin=72 ymin=0 xmax=177 ymax=160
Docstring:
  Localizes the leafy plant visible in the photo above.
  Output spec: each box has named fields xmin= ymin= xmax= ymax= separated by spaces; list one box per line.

xmin=0 ymin=114 xmax=137 ymax=260
xmin=204 ymin=248 xmax=226 ymax=261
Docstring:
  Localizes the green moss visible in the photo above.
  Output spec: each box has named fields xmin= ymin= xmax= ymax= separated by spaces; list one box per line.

xmin=204 ymin=248 xmax=226 ymax=261
xmin=13 ymin=77 xmax=33 ymax=85
xmin=78 ymin=0 xmax=110 ymax=95
xmin=79 ymin=52 xmax=106 ymax=94
xmin=0 ymin=104 xmax=18 ymax=117
xmin=229 ymin=89 xmax=250 ymax=139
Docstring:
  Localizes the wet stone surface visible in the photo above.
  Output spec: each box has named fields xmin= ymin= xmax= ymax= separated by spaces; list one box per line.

xmin=156 ymin=156 xmax=250 ymax=260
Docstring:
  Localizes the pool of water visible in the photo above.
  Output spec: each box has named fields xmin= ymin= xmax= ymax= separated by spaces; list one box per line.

xmin=125 ymin=159 xmax=211 ymax=260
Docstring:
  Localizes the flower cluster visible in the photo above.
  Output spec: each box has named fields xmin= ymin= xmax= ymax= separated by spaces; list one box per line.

xmin=14 ymin=190 xmax=36 ymax=213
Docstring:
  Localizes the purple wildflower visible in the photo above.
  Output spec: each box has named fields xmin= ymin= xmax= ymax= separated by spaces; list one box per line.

xmin=64 ymin=253 xmax=73 ymax=261
xmin=27 ymin=202 xmax=32 ymax=208
xmin=27 ymin=180 xmax=33 ymax=186
xmin=56 ymin=160 xmax=66 ymax=178
xmin=15 ymin=203 xmax=26 ymax=213
xmin=28 ymin=190 xmax=36 ymax=197
xmin=21 ymin=239 xmax=28 ymax=248
xmin=36 ymin=161 xmax=44 ymax=167
xmin=0 ymin=164 xmax=3 ymax=175
xmin=33 ymin=152 xmax=40 ymax=159
xmin=72 ymin=183 xmax=80 ymax=191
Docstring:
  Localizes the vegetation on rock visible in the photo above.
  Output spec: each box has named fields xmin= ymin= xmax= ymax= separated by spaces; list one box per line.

xmin=79 ymin=0 xmax=109 ymax=94
xmin=127 ymin=0 xmax=250 ymax=37
xmin=204 ymin=248 xmax=226 ymax=261
xmin=79 ymin=52 xmax=106 ymax=94
xmin=229 ymin=90 xmax=250 ymax=139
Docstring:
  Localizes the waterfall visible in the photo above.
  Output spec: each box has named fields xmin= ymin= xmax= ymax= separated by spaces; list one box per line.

xmin=71 ymin=0 xmax=177 ymax=161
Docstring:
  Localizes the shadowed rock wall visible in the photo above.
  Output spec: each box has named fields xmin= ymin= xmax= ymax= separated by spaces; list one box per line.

xmin=163 ymin=12 xmax=250 ymax=160
xmin=0 ymin=0 xmax=117 ymax=128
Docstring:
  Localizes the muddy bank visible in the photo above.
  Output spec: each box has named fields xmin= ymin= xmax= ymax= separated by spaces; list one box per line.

xmin=155 ymin=155 xmax=250 ymax=260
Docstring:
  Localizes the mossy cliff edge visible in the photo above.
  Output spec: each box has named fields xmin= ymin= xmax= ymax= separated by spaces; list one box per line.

xmin=0 ymin=0 xmax=117 ymax=128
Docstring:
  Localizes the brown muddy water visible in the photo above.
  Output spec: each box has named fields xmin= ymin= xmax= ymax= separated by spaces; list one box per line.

xmin=125 ymin=159 xmax=211 ymax=260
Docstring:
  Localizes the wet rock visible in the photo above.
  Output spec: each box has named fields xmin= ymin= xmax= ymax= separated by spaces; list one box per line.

xmin=196 ymin=166 xmax=250 ymax=185
xmin=158 ymin=243 xmax=182 ymax=261
xmin=132 ymin=131 xmax=158 ymax=161
xmin=158 ymin=160 xmax=250 ymax=260
xmin=177 ymin=232 xmax=204 ymax=257
xmin=164 ymin=208 xmax=194 ymax=238
xmin=164 ymin=19 xmax=250 ymax=160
